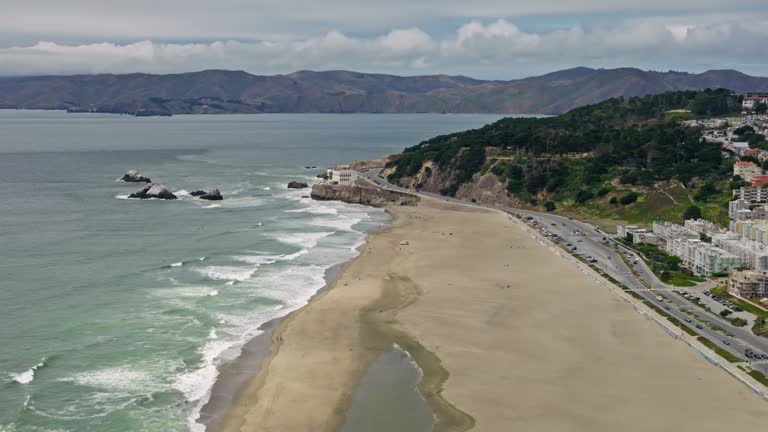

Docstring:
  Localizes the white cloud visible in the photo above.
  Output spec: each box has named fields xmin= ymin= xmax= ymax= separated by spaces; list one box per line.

xmin=1 ymin=17 xmax=767 ymax=78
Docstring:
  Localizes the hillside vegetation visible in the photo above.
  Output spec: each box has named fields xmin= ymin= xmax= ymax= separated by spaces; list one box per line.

xmin=384 ymin=89 xmax=742 ymax=227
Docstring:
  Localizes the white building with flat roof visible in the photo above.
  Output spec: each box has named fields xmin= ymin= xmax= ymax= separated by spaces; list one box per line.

xmin=652 ymin=221 xmax=699 ymax=253
xmin=325 ymin=169 xmax=360 ymax=185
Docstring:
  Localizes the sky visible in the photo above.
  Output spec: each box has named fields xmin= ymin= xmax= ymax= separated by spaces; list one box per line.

xmin=0 ymin=0 xmax=767 ymax=78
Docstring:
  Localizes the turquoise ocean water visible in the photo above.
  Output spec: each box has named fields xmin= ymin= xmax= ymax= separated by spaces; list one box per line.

xmin=0 ymin=111 xmax=502 ymax=432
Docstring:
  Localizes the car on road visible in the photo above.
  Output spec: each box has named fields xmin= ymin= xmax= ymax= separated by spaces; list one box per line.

xmin=696 ymin=324 xmax=703 ymax=329
xmin=684 ymin=318 xmax=692 ymax=323
xmin=664 ymin=306 xmax=670 ymax=310
xmin=723 ymin=340 xmax=730 ymax=345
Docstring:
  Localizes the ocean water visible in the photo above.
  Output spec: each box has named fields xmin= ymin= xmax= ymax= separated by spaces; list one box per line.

xmin=0 ymin=110 xmax=503 ymax=432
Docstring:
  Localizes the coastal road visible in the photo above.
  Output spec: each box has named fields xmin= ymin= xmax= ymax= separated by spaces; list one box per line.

xmin=358 ymin=168 xmax=768 ymax=374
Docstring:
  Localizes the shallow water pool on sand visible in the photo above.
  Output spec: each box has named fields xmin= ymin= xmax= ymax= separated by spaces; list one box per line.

xmin=341 ymin=347 xmax=433 ymax=432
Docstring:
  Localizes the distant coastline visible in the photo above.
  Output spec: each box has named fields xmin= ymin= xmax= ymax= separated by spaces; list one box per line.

xmin=3 ymin=67 xmax=768 ymax=117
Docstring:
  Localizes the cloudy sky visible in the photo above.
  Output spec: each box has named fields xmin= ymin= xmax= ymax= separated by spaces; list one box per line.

xmin=1 ymin=0 xmax=767 ymax=78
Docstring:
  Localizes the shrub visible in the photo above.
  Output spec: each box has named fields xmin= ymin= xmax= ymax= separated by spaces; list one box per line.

xmin=544 ymin=201 xmax=556 ymax=212
xmin=575 ymin=189 xmax=595 ymax=204
xmin=609 ymin=196 xmax=618 ymax=206
xmin=619 ymin=192 xmax=639 ymax=205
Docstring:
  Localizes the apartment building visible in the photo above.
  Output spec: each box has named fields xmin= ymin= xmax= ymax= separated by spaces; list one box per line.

xmin=652 ymin=220 xmax=699 ymax=253
xmin=734 ymin=187 xmax=768 ymax=204
xmin=728 ymin=269 xmax=768 ymax=298
xmin=734 ymin=161 xmax=763 ymax=182
xmin=713 ymin=236 xmax=768 ymax=271
xmin=692 ymin=244 xmax=741 ymax=276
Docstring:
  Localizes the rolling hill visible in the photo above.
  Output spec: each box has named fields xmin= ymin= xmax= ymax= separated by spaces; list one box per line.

xmin=1 ymin=67 xmax=767 ymax=115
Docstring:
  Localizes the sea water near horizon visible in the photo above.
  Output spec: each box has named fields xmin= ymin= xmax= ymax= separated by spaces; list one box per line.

xmin=0 ymin=110 xmax=504 ymax=432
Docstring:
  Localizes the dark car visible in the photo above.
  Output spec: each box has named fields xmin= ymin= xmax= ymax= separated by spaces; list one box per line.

xmin=695 ymin=324 xmax=703 ymax=329
xmin=684 ymin=318 xmax=692 ymax=323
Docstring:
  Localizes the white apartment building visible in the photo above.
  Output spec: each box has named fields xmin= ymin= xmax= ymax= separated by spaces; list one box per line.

xmin=684 ymin=218 xmax=727 ymax=236
xmin=692 ymin=244 xmax=741 ymax=276
xmin=729 ymin=199 xmax=753 ymax=220
xmin=730 ymin=220 xmax=768 ymax=245
xmin=734 ymin=187 xmax=768 ymax=204
xmin=652 ymin=221 xmax=699 ymax=253
xmin=713 ymin=236 xmax=768 ymax=271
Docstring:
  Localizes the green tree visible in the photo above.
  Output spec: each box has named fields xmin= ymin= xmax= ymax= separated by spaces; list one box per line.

xmin=660 ymin=270 xmax=672 ymax=282
xmin=734 ymin=125 xmax=755 ymax=137
xmin=609 ymin=196 xmax=618 ymax=206
xmin=544 ymin=201 xmax=556 ymax=212
xmin=694 ymin=183 xmax=719 ymax=202
xmin=683 ymin=205 xmax=702 ymax=220
xmin=755 ymin=102 xmax=767 ymax=114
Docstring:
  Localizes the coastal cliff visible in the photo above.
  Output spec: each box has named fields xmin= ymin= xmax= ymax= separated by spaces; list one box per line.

xmin=310 ymin=183 xmax=418 ymax=207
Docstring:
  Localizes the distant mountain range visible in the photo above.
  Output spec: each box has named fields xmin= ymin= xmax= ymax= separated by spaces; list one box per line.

xmin=1 ymin=67 xmax=768 ymax=116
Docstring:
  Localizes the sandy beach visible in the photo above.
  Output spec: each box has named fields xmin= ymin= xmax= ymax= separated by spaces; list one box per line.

xmin=219 ymin=197 xmax=768 ymax=432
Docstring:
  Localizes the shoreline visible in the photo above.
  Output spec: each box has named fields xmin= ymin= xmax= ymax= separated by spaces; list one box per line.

xmin=198 ymin=264 xmax=345 ymax=431
xmin=198 ymin=208 xmax=393 ymax=432
xmin=214 ymin=196 xmax=768 ymax=432
xmin=213 ymin=204 xmax=473 ymax=432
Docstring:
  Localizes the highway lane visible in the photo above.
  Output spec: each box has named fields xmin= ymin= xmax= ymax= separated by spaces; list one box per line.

xmin=358 ymin=168 xmax=768 ymax=372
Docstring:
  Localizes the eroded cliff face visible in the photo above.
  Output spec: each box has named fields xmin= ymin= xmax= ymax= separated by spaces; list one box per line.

xmin=310 ymin=183 xmax=418 ymax=207
xmin=387 ymin=161 xmax=521 ymax=207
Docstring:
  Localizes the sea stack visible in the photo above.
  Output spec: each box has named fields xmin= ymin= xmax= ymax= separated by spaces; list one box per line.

xmin=287 ymin=180 xmax=309 ymax=189
xmin=120 ymin=170 xmax=151 ymax=183
xmin=128 ymin=183 xmax=178 ymax=200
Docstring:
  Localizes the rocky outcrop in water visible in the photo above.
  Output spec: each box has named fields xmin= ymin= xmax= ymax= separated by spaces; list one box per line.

xmin=287 ymin=181 xmax=309 ymax=189
xmin=190 ymin=189 xmax=223 ymax=200
xmin=310 ymin=184 xmax=418 ymax=207
xmin=128 ymin=183 xmax=178 ymax=200
xmin=199 ymin=189 xmax=223 ymax=200
xmin=120 ymin=170 xmax=151 ymax=183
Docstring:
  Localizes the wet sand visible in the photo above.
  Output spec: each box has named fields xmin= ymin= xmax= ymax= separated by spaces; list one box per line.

xmin=218 ymin=197 xmax=768 ymax=432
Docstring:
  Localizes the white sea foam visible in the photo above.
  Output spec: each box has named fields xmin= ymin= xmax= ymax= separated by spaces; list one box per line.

xmin=309 ymin=215 xmax=361 ymax=232
xmin=262 ymin=186 xmax=271 ymax=190
xmin=273 ymin=231 xmax=334 ymax=249
xmin=170 ymin=262 xmax=183 ymax=268
xmin=202 ymin=204 xmax=222 ymax=209
xmin=11 ymin=360 xmax=45 ymax=384
xmin=114 ymin=194 xmax=130 ymax=200
xmin=225 ymin=281 xmax=237 ymax=286
xmin=286 ymin=206 xmax=338 ymax=215
xmin=195 ymin=266 xmax=255 ymax=281
xmin=175 ymin=190 xmax=191 ymax=197
xmin=208 ymin=290 xmax=219 ymax=296
xmin=60 ymin=366 xmax=162 ymax=393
